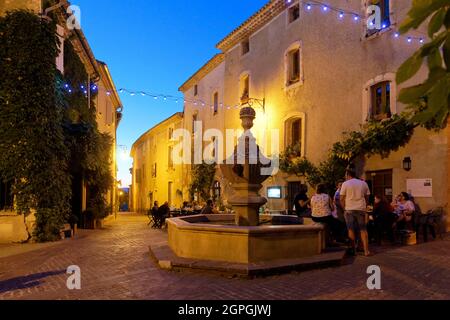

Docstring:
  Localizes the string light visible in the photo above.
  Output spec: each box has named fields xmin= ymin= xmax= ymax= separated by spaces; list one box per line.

xmin=57 ymin=1 xmax=428 ymax=113
xmin=300 ymin=0 xmax=426 ymax=45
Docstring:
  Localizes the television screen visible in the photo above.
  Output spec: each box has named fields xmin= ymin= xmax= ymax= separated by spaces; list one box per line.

xmin=267 ymin=187 xmax=282 ymax=199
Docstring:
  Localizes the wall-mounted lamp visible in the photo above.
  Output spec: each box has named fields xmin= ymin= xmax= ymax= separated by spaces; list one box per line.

xmin=403 ymin=157 xmax=412 ymax=171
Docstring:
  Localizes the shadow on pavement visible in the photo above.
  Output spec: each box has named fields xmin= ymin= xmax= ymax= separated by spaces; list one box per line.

xmin=0 ymin=270 xmax=66 ymax=293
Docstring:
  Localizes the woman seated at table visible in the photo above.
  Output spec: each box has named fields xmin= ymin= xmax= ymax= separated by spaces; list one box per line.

xmin=310 ymin=184 xmax=341 ymax=246
xmin=370 ymin=195 xmax=396 ymax=244
xmin=393 ymin=192 xmax=415 ymax=230
xmin=201 ymin=199 xmax=219 ymax=215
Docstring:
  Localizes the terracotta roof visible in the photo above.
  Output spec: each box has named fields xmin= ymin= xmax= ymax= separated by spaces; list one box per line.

xmin=216 ymin=0 xmax=287 ymax=52
xmin=178 ymin=53 xmax=225 ymax=92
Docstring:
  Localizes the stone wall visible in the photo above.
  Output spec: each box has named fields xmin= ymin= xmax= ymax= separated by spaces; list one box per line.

xmin=0 ymin=0 xmax=42 ymax=15
xmin=0 ymin=212 xmax=36 ymax=244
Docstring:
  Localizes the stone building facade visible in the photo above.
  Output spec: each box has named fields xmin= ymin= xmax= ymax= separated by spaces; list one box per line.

xmin=213 ymin=0 xmax=445 ymax=215
xmin=135 ymin=0 xmax=449 ymax=230
xmin=130 ymin=113 xmax=184 ymax=213
xmin=0 ymin=0 xmax=122 ymax=242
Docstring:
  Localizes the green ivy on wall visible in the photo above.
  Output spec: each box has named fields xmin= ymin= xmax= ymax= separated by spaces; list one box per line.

xmin=280 ymin=115 xmax=416 ymax=194
xmin=189 ymin=163 xmax=217 ymax=202
xmin=0 ymin=10 xmax=114 ymax=241
xmin=0 ymin=10 xmax=71 ymax=241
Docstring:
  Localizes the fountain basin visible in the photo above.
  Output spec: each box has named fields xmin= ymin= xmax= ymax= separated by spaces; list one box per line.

xmin=167 ymin=214 xmax=325 ymax=264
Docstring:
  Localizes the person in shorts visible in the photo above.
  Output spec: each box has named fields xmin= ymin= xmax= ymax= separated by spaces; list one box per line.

xmin=340 ymin=169 xmax=372 ymax=257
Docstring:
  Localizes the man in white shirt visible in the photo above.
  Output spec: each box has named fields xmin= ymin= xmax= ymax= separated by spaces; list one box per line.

xmin=340 ymin=169 xmax=372 ymax=257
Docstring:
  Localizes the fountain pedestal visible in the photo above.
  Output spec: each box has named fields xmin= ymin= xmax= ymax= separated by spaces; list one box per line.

xmin=228 ymin=183 xmax=266 ymax=226
xmin=220 ymin=106 xmax=271 ymax=227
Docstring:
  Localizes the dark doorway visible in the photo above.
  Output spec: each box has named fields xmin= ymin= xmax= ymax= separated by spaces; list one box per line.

xmin=71 ymin=173 xmax=84 ymax=227
xmin=0 ymin=179 xmax=13 ymax=211
xmin=366 ymin=169 xmax=393 ymax=204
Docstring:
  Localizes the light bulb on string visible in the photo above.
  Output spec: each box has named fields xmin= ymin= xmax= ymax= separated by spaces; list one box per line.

xmin=322 ymin=5 xmax=328 ymax=12
xmin=407 ymin=37 xmax=412 ymax=43
xmin=419 ymin=38 xmax=424 ymax=44
xmin=140 ymin=92 xmax=146 ymax=96
xmin=339 ymin=12 xmax=344 ymax=19
xmin=306 ymin=4 xmax=311 ymax=10
xmin=353 ymin=15 xmax=359 ymax=21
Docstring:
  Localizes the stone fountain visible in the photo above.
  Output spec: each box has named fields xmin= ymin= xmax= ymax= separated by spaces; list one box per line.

xmin=219 ymin=106 xmax=272 ymax=227
xmin=156 ymin=107 xmax=343 ymax=273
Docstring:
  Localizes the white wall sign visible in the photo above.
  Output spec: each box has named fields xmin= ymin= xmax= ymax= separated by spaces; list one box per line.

xmin=407 ymin=179 xmax=433 ymax=198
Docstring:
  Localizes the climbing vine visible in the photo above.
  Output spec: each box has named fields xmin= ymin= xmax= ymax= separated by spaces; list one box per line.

xmin=62 ymin=40 xmax=114 ymax=222
xmin=189 ymin=163 xmax=217 ymax=202
xmin=280 ymin=115 xmax=416 ymax=193
xmin=0 ymin=10 xmax=71 ymax=241
xmin=0 ymin=10 xmax=114 ymax=241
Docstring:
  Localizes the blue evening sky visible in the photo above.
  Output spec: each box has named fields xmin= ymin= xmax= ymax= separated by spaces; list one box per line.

xmin=76 ymin=0 xmax=268 ymax=187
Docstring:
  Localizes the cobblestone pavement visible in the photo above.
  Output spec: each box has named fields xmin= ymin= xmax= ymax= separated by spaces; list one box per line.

xmin=0 ymin=213 xmax=449 ymax=300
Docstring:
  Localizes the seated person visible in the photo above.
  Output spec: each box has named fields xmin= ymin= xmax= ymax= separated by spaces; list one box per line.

xmin=369 ymin=195 xmax=395 ymax=244
xmin=149 ymin=201 xmax=159 ymax=227
xmin=156 ymin=202 xmax=170 ymax=228
xmin=200 ymin=199 xmax=219 ymax=215
xmin=310 ymin=184 xmax=342 ymax=246
xmin=394 ymin=192 xmax=415 ymax=230
xmin=181 ymin=201 xmax=192 ymax=215
xmin=192 ymin=201 xmax=203 ymax=213
xmin=294 ymin=184 xmax=310 ymax=217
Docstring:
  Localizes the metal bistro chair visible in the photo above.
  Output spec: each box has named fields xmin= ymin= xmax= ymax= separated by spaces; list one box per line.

xmin=416 ymin=207 xmax=445 ymax=242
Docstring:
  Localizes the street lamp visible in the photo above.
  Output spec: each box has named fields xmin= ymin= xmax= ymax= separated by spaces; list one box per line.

xmin=403 ymin=157 xmax=412 ymax=171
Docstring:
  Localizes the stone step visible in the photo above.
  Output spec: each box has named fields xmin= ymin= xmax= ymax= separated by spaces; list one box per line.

xmin=149 ymin=244 xmax=345 ymax=279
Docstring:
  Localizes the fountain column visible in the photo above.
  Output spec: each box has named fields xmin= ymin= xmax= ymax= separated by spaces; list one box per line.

xmin=220 ymin=106 xmax=271 ymax=227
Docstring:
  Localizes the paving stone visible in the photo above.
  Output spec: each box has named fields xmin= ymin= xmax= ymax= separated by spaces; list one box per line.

xmin=0 ymin=213 xmax=449 ymax=300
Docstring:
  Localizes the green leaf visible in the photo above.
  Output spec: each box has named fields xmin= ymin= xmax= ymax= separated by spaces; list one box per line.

xmin=428 ymin=77 xmax=450 ymax=114
xmin=400 ymin=0 xmax=450 ymax=33
xmin=419 ymin=31 xmax=447 ymax=57
xmin=411 ymin=110 xmax=435 ymax=124
xmin=397 ymin=53 xmax=424 ymax=84
xmin=444 ymin=8 xmax=450 ymax=28
xmin=398 ymin=83 xmax=433 ymax=104
xmin=444 ymin=36 xmax=450 ymax=69
xmin=428 ymin=8 xmax=446 ymax=37
xmin=428 ymin=48 xmax=443 ymax=69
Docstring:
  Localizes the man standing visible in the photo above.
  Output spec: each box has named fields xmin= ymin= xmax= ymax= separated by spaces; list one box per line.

xmin=340 ymin=169 xmax=372 ymax=257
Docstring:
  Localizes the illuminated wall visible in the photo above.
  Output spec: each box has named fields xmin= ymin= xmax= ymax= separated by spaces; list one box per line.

xmin=181 ymin=0 xmax=447 ymax=216
xmin=131 ymin=114 xmax=184 ymax=213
